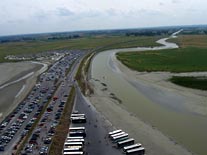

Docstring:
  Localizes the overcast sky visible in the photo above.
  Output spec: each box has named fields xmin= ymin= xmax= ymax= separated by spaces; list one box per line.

xmin=0 ymin=0 xmax=206 ymax=36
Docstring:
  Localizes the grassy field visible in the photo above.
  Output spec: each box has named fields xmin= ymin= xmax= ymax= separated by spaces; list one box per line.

xmin=169 ymin=35 xmax=207 ymax=48
xmin=170 ymin=76 xmax=207 ymax=90
xmin=117 ymin=35 xmax=207 ymax=73
xmin=117 ymin=47 xmax=207 ymax=72
xmin=0 ymin=35 xmax=161 ymax=63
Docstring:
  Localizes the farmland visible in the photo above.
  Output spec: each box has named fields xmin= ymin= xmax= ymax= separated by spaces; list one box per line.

xmin=117 ymin=35 xmax=207 ymax=73
xmin=0 ymin=35 xmax=161 ymax=63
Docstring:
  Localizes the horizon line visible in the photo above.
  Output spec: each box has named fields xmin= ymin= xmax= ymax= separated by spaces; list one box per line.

xmin=1 ymin=24 xmax=207 ymax=38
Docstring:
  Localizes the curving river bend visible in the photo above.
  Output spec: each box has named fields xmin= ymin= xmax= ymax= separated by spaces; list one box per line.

xmin=91 ymin=31 xmax=207 ymax=155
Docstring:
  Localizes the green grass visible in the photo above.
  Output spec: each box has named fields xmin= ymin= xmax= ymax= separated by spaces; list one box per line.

xmin=170 ymin=76 xmax=207 ymax=90
xmin=169 ymin=35 xmax=207 ymax=48
xmin=75 ymin=52 xmax=93 ymax=95
xmin=0 ymin=36 xmax=161 ymax=63
xmin=117 ymin=47 xmax=207 ymax=73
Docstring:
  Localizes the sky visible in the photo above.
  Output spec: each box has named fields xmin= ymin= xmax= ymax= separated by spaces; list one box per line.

xmin=0 ymin=0 xmax=206 ymax=36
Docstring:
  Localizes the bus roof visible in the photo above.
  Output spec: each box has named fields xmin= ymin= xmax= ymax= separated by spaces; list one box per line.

xmin=123 ymin=143 xmax=142 ymax=151
xmin=126 ymin=147 xmax=145 ymax=153
xmin=64 ymin=142 xmax=83 ymax=145
xmin=111 ymin=132 xmax=126 ymax=138
xmin=71 ymin=117 xmax=86 ymax=120
xmin=71 ymin=114 xmax=85 ymax=116
xmin=63 ymin=152 xmax=84 ymax=155
xmin=112 ymin=133 xmax=128 ymax=140
xmin=64 ymin=146 xmax=82 ymax=149
xmin=118 ymin=138 xmax=134 ymax=145
xmin=69 ymin=127 xmax=85 ymax=130
xmin=108 ymin=129 xmax=122 ymax=135
xmin=67 ymin=136 xmax=84 ymax=139
xmin=66 ymin=139 xmax=84 ymax=142
xmin=63 ymin=148 xmax=81 ymax=151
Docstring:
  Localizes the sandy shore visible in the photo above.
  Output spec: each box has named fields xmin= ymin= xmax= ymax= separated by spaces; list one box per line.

xmin=86 ymin=31 xmax=207 ymax=155
xmin=113 ymin=54 xmax=207 ymax=117
xmin=87 ymin=78 xmax=193 ymax=155
xmin=0 ymin=61 xmax=48 ymax=122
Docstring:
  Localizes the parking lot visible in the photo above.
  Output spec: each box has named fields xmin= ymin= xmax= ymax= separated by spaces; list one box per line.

xmin=0 ymin=50 xmax=85 ymax=155
xmin=71 ymin=85 xmax=122 ymax=155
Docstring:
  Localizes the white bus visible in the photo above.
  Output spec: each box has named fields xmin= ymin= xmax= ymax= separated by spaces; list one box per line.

xmin=64 ymin=142 xmax=83 ymax=147
xmin=71 ymin=114 xmax=85 ymax=117
xmin=126 ymin=147 xmax=145 ymax=155
xmin=63 ymin=147 xmax=82 ymax=152
xmin=108 ymin=129 xmax=122 ymax=137
xmin=110 ymin=132 xmax=126 ymax=139
xmin=123 ymin=143 xmax=142 ymax=152
xmin=112 ymin=133 xmax=128 ymax=143
xmin=64 ymin=146 xmax=82 ymax=149
xmin=67 ymin=136 xmax=84 ymax=139
xmin=63 ymin=152 xmax=84 ymax=155
xmin=66 ymin=139 xmax=85 ymax=144
xmin=71 ymin=117 xmax=86 ymax=123
xmin=69 ymin=131 xmax=86 ymax=137
xmin=69 ymin=127 xmax=85 ymax=131
xmin=117 ymin=138 xmax=134 ymax=148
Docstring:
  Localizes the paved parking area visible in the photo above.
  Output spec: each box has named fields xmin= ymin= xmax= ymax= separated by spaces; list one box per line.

xmin=0 ymin=50 xmax=85 ymax=155
xmin=72 ymin=86 xmax=122 ymax=155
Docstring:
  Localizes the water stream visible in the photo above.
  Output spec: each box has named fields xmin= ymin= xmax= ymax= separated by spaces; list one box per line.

xmin=91 ymin=31 xmax=207 ymax=155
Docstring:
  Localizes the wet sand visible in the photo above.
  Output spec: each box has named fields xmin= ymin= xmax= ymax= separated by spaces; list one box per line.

xmin=87 ymin=31 xmax=207 ymax=155
xmin=87 ymin=79 xmax=193 ymax=155
xmin=0 ymin=62 xmax=48 ymax=122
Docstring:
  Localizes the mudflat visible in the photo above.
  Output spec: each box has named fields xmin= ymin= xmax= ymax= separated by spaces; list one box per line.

xmin=0 ymin=61 xmax=47 ymax=122
xmin=0 ymin=62 xmax=40 ymax=85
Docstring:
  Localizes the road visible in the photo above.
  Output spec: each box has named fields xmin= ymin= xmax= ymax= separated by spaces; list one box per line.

xmin=72 ymin=84 xmax=122 ymax=155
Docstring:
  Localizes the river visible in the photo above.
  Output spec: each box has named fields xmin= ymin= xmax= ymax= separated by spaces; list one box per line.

xmin=91 ymin=31 xmax=207 ymax=155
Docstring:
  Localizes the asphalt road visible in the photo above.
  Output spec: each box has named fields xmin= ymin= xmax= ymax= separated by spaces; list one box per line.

xmin=72 ymin=85 xmax=122 ymax=155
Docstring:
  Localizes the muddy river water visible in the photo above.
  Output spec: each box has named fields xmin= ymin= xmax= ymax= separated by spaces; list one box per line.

xmin=91 ymin=31 xmax=207 ymax=155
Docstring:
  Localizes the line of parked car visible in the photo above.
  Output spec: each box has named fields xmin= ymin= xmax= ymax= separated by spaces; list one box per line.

xmin=0 ymin=82 xmax=54 ymax=152
xmin=0 ymin=50 xmax=84 ymax=154
xmin=108 ymin=129 xmax=145 ymax=155
xmin=21 ymin=52 xmax=83 ymax=155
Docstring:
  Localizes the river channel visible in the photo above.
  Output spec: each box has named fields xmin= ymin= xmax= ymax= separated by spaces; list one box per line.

xmin=91 ymin=32 xmax=207 ymax=155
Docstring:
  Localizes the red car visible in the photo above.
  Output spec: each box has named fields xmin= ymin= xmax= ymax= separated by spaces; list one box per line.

xmin=53 ymin=96 xmax=58 ymax=101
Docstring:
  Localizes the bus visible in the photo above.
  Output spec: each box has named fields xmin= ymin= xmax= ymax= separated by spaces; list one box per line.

xmin=123 ymin=143 xmax=142 ymax=153
xmin=64 ymin=142 xmax=83 ymax=147
xmin=63 ymin=147 xmax=83 ymax=152
xmin=67 ymin=136 xmax=84 ymax=139
xmin=71 ymin=114 xmax=85 ymax=117
xmin=71 ymin=117 xmax=86 ymax=123
xmin=69 ymin=127 xmax=85 ymax=133
xmin=117 ymin=138 xmax=134 ymax=148
xmin=126 ymin=147 xmax=145 ymax=155
xmin=69 ymin=127 xmax=86 ymax=137
xmin=64 ymin=146 xmax=82 ymax=150
xmin=63 ymin=152 xmax=84 ymax=155
xmin=69 ymin=131 xmax=86 ymax=137
xmin=112 ymin=133 xmax=128 ymax=143
xmin=110 ymin=132 xmax=126 ymax=139
xmin=69 ymin=127 xmax=85 ymax=131
xmin=66 ymin=139 xmax=85 ymax=144
xmin=108 ymin=129 xmax=122 ymax=137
